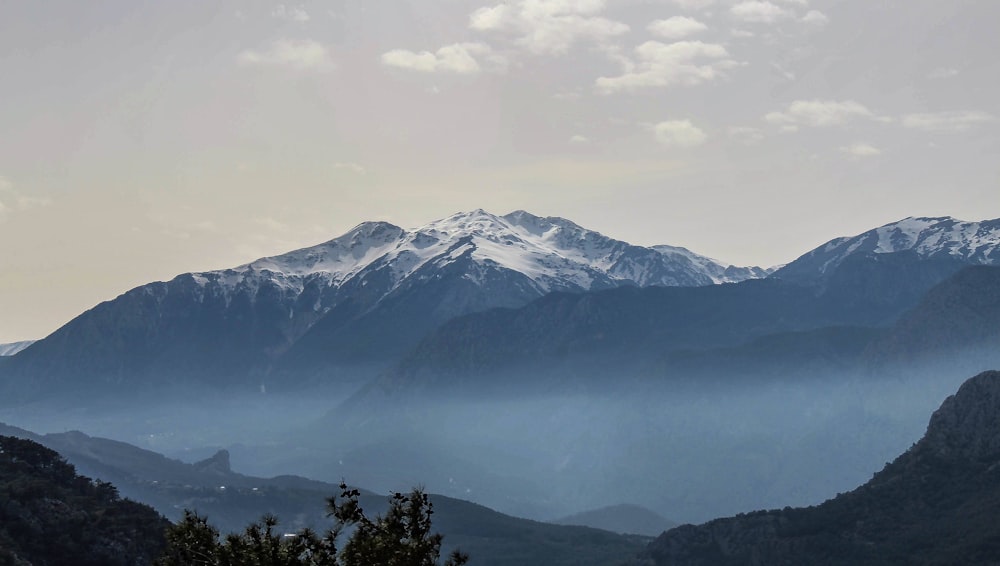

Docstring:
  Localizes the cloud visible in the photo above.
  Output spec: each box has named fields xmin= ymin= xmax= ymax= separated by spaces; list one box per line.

xmin=238 ymin=39 xmax=333 ymax=71
xmin=381 ymin=43 xmax=505 ymax=74
xmin=652 ymin=120 xmax=708 ymax=147
xmin=901 ymin=111 xmax=996 ymax=133
xmin=569 ymin=134 xmax=590 ymax=144
xmin=765 ymin=100 xmax=876 ymax=128
xmin=801 ymin=10 xmax=829 ymax=26
xmin=730 ymin=1 xmax=792 ymax=24
xmin=840 ymin=143 xmax=881 ymax=157
xmin=469 ymin=0 xmax=628 ymax=55
xmin=596 ymin=40 xmax=736 ymax=94
xmin=729 ymin=126 xmax=765 ymax=145
xmin=0 ymin=176 xmax=51 ymax=221
xmin=333 ymin=162 xmax=368 ymax=175
xmin=648 ymin=16 xmax=708 ymax=40
xmin=272 ymin=4 xmax=310 ymax=23
xmin=667 ymin=0 xmax=716 ymax=10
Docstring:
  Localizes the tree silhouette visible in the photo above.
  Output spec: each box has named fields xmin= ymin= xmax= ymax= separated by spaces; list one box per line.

xmin=158 ymin=482 xmax=467 ymax=566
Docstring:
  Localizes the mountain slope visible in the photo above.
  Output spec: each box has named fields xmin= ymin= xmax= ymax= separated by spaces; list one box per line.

xmin=864 ymin=265 xmax=1000 ymax=371
xmin=632 ymin=370 xmax=1000 ymax=565
xmin=0 ymin=340 xmax=34 ymax=356
xmin=774 ymin=216 xmax=1000 ymax=286
xmin=553 ymin=504 xmax=679 ymax=537
xmin=0 ymin=434 xmax=169 ymax=566
xmin=0 ymin=210 xmax=764 ymax=399
xmin=0 ymin=423 xmax=646 ymax=566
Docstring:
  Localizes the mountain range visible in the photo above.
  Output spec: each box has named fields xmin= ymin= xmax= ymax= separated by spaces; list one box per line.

xmin=0 ymin=209 xmax=771 ymax=400
xmin=2 ymin=212 xmax=996 ymax=403
xmin=2 ymin=210 xmax=1000 ymax=563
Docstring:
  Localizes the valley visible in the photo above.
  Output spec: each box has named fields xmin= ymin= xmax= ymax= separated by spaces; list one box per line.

xmin=2 ymin=213 xmax=999 ymax=559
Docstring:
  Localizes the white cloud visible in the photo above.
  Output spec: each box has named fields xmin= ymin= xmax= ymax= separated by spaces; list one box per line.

xmin=0 ymin=176 xmax=51 ymax=221
xmin=729 ymin=126 xmax=765 ymax=145
xmin=272 ymin=4 xmax=310 ymax=23
xmin=901 ymin=111 xmax=996 ymax=133
xmin=648 ymin=16 xmax=708 ymax=40
xmin=730 ymin=1 xmax=792 ymax=24
xmin=333 ymin=162 xmax=367 ymax=175
xmin=667 ymin=0 xmax=716 ymax=10
xmin=238 ymin=39 xmax=333 ymax=71
xmin=652 ymin=120 xmax=707 ymax=147
xmin=381 ymin=43 xmax=504 ymax=74
xmin=801 ymin=10 xmax=828 ymax=26
xmin=596 ymin=40 xmax=736 ymax=94
xmin=569 ymin=134 xmax=590 ymax=144
xmin=469 ymin=0 xmax=628 ymax=55
xmin=840 ymin=143 xmax=881 ymax=157
xmin=765 ymin=100 xmax=876 ymax=128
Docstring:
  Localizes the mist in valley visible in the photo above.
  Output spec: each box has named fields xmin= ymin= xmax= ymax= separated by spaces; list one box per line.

xmin=3 ymin=350 xmax=990 ymax=527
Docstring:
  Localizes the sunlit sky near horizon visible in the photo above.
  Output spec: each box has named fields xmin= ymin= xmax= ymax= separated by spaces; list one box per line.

xmin=1 ymin=0 xmax=999 ymax=342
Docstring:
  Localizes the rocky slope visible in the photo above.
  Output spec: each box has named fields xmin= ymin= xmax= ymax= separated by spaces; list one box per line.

xmin=631 ymin=370 xmax=1000 ymax=565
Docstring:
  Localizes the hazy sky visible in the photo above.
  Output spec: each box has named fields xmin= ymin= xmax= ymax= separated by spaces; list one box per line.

xmin=1 ymin=0 xmax=998 ymax=342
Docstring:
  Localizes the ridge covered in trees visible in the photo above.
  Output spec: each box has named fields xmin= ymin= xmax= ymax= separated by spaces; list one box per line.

xmin=0 ymin=435 xmax=169 ymax=566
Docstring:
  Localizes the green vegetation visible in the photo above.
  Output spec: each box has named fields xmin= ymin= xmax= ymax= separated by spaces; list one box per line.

xmin=0 ymin=435 xmax=169 ymax=566
xmin=158 ymin=483 xmax=468 ymax=566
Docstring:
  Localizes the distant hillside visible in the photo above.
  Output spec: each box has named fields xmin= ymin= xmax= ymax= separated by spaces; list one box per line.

xmin=631 ymin=370 xmax=1000 ymax=565
xmin=0 ymin=434 xmax=169 ymax=566
xmin=0 ymin=424 xmax=646 ymax=566
xmin=553 ymin=504 xmax=679 ymax=537
xmin=865 ymin=265 xmax=1000 ymax=371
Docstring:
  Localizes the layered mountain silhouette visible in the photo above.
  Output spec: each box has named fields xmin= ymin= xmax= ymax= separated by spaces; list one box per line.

xmin=0 ymin=210 xmax=767 ymax=400
xmin=364 ymin=265 xmax=1000 ymax=398
xmin=0 ymin=213 xmax=996 ymax=404
xmin=630 ymin=370 xmax=1000 ymax=565
xmin=0 ymin=423 xmax=647 ymax=566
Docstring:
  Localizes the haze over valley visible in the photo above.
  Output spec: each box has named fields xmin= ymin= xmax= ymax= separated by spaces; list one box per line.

xmin=2 ymin=1 xmax=999 ymax=564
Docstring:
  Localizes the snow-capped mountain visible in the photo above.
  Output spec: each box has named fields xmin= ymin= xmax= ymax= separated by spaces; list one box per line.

xmin=652 ymin=244 xmax=774 ymax=284
xmin=0 ymin=341 xmax=34 ymax=357
xmin=774 ymin=216 xmax=1000 ymax=284
xmin=2 ymin=210 xmax=766 ymax=395
xmin=189 ymin=209 xmax=763 ymax=305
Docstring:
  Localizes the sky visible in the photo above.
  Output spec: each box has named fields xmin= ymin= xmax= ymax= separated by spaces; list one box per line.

xmin=1 ymin=0 xmax=998 ymax=343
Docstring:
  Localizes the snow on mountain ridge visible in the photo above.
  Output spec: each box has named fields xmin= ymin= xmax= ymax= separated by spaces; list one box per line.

xmin=827 ymin=216 xmax=1000 ymax=271
xmin=777 ymin=216 xmax=1000 ymax=282
xmin=0 ymin=340 xmax=35 ymax=357
xmin=182 ymin=209 xmax=768 ymax=304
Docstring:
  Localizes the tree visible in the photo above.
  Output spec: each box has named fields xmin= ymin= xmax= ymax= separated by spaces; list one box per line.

xmin=157 ymin=482 xmax=468 ymax=566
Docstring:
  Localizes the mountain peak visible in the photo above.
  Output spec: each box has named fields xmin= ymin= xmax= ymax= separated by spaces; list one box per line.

xmin=774 ymin=215 xmax=1000 ymax=284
